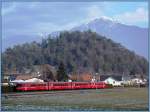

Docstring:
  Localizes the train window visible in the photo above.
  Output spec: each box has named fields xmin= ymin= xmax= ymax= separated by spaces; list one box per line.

xmin=75 ymin=83 xmax=89 ymax=86
xmin=38 ymin=84 xmax=45 ymax=86
xmin=53 ymin=83 xmax=63 ymax=86
xmin=53 ymin=83 xmax=69 ymax=86
xmin=16 ymin=84 xmax=24 ymax=87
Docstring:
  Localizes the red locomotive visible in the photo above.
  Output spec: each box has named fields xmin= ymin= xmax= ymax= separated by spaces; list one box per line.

xmin=16 ymin=82 xmax=108 ymax=91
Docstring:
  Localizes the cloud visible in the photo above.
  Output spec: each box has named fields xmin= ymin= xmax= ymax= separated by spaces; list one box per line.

xmin=34 ymin=21 xmax=80 ymax=37
xmin=2 ymin=2 xmax=148 ymax=41
xmin=113 ymin=7 xmax=148 ymax=24
xmin=86 ymin=5 xmax=104 ymax=22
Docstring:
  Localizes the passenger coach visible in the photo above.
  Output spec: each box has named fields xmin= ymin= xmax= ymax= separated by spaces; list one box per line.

xmin=16 ymin=82 xmax=108 ymax=91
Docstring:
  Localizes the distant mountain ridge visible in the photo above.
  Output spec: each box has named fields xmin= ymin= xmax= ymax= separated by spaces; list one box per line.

xmin=50 ymin=18 xmax=148 ymax=59
xmin=70 ymin=18 xmax=148 ymax=59
xmin=3 ymin=17 xmax=148 ymax=59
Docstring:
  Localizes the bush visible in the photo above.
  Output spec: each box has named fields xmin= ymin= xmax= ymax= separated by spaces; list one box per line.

xmin=1 ymin=85 xmax=16 ymax=93
xmin=106 ymin=84 xmax=113 ymax=88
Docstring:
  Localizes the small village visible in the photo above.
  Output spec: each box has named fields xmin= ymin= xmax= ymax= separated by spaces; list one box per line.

xmin=2 ymin=64 xmax=148 ymax=93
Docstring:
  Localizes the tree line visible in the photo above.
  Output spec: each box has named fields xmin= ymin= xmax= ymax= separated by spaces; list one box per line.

xmin=2 ymin=30 xmax=148 ymax=77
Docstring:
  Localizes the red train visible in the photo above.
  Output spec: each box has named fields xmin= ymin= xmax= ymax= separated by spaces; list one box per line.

xmin=16 ymin=82 xmax=109 ymax=91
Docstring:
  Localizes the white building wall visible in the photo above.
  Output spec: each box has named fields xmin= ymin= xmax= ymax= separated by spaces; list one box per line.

xmin=104 ymin=77 xmax=122 ymax=86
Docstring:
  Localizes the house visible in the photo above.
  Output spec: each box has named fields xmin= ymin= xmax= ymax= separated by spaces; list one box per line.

xmin=93 ymin=73 xmax=100 ymax=82
xmin=3 ymin=75 xmax=9 ymax=80
xmin=9 ymin=74 xmax=34 ymax=84
xmin=80 ymin=72 xmax=93 ymax=82
xmin=131 ymin=78 xmax=142 ymax=83
xmin=123 ymin=74 xmax=148 ymax=86
xmin=100 ymin=75 xmax=123 ymax=86
xmin=91 ymin=74 xmax=100 ymax=82
xmin=69 ymin=72 xmax=93 ymax=82
xmin=15 ymin=75 xmax=34 ymax=80
xmin=3 ymin=73 xmax=18 ymax=81
xmin=121 ymin=75 xmax=132 ymax=85
xmin=130 ymin=77 xmax=147 ymax=85
xmin=10 ymin=75 xmax=44 ymax=84
xmin=32 ymin=64 xmax=57 ymax=82
xmin=22 ymin=78 xmax=44 ymax=83
xmin=2 ymin=73 xmax=20 ymax=85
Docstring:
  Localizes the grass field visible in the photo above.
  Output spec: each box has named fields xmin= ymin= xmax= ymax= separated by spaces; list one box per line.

xmin=1 ymin=87 xmax=148 ymax=111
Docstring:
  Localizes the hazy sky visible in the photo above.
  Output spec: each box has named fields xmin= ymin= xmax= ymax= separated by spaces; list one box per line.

xmin=2 ymin=2 xmax=148 ymax=39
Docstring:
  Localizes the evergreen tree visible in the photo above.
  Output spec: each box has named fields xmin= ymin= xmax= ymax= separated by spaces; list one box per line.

xmin=41 ymin=64 xmax=55 ymax=82
xmin=2 ymin=31 xmax=148 ymax=77
xmin=57 ymin=62 xmax=68 ymax=81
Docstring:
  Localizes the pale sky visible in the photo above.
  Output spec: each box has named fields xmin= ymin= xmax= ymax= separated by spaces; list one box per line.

xmin=2 ymin=2 xmax=148 ymax=39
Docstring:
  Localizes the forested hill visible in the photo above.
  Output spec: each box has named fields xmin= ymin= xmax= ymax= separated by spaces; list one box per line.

xmin=2 ymin=30 xmax=148 ymax=76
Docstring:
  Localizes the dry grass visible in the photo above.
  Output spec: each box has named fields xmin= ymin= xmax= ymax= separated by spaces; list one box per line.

xmin=2 ymin=87 xmax=148 ymax=111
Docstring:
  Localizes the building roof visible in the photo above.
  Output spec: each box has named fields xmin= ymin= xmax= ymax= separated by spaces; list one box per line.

xmin=10 ymin=78 xmax=44 ymax=83
xmin=15 ymin=75 xmax=35 ymax=80
xmin=69 ymin=72 xmax=93 ymax=82
xmin=100 ymin=75 xmax=122 ymax=81
xmin=81 ymin=72 xmax=92 ymax=82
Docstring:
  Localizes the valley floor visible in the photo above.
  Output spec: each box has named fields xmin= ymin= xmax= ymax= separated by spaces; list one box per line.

xmin=1 ymin=87 xmax=148 ymax=111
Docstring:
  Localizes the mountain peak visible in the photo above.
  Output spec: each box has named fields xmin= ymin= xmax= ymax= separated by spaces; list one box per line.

xmin=92 ymin=16 xmax=120 ymax=24
xmin=100 ymin=16 xmax=113 ymax=21
xmin=70 ymin=17 xmax=148 ymax=59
